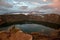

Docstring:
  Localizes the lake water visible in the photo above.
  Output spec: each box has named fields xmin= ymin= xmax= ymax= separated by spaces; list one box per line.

xmin=0 ymin=24 xmax=54 ymax=34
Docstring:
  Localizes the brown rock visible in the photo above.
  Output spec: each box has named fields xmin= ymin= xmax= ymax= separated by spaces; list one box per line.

xmin=9 ymin=31 xmax=32 ymax=40
xmin=31 ymin=32 xmax=50 ymax=40
xmin=0 ymin=25 xmax=32 ymax=40
xmin=0 ymin=31 xmax=9 ymax=40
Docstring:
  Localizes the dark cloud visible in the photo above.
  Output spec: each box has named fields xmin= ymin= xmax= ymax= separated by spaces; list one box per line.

xmin=20 ymin=6 xmax=28 ymax=10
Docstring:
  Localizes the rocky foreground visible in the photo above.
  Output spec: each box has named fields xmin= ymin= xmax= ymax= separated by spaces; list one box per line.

xmin=0 ymin=25 xmax=60 ymax=40
xmin=0 ymin=25 xmax=32 ymax=40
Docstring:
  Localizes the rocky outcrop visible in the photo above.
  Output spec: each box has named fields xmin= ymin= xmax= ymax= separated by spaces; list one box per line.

xmin=0 ymin=14 xmax=60 ymax=25
xmin=31 ymin=29 xmax=60 ymax=40
xmin=0 ymin=14 xmax=60 ymax=29
xmin=0 ymin=25 xmax=32 ymax=40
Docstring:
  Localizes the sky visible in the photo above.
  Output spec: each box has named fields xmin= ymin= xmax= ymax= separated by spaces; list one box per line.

xmin=0 ymin=0 xmax=60 ymax=14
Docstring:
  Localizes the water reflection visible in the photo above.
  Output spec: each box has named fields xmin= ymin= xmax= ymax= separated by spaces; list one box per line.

xmin=0 ymin=24 xmax=54 ymax=33
xmin=16 ymin=24 xmax=54 ymax=33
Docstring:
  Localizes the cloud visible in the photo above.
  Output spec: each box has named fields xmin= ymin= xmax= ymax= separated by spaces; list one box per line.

xmin=49 ymin=0 xmax=60 ymax=9
xmin=0 ymin=0 xmax=13 ymax=8
xmin=14 ymin=0 xmax=41 ymax=2
xmin=53 ymin=0 xmax=60 ymax=3
xmin=19 ymin=6 xmax=28 ymax=10
xmin=35 ymin=0 xmax=60 ymax=14
xmin=14 ymin=0 xmax=52 ymax=3
xmin=0 ymin=0 xmax=13 ymax=14
xmin=0 ymin=0 xmax=60 ymax=14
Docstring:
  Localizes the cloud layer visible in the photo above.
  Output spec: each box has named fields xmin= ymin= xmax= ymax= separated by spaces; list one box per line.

xmin=0 ymin=0 xmax=60 ymax=14
xmin=0 ymin=0 xmax=13 ymax=8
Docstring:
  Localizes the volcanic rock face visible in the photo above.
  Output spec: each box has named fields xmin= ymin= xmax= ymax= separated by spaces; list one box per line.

xmin=0 ymin=14 xmax=60 ymax=29
xmin=0 ymin=25 xmax=32 ymax=40
xmin=0 ymin=14 xmax=60 ymax=25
